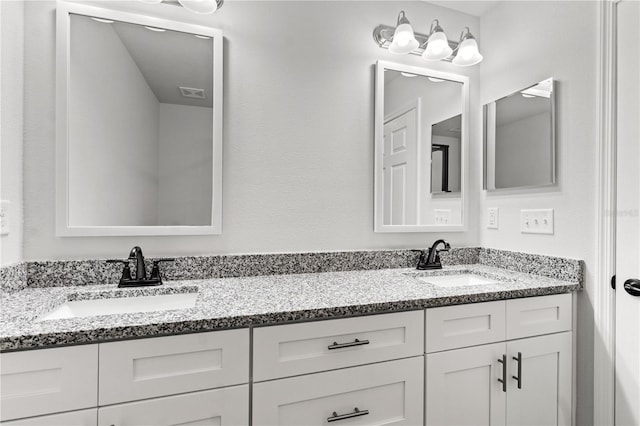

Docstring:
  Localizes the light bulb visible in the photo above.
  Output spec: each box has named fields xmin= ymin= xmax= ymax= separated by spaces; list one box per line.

xmin=422 ymin=31 xmax=453 ymax=61
xmin=388 ymin=12 xmax=419 ymax=55
xmin=452 ymin=33 xmax=483 ymax=66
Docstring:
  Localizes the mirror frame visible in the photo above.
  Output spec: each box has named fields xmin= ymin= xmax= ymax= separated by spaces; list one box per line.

xmin=483 ymin=78 xmax=556 ymax=192
xmin=55 ymin=2 xmax=223 ymax=236
xmin=374 ymin=60 xmax=469 ymax=233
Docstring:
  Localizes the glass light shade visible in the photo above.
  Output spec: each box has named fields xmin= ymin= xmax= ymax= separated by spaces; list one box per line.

xmin=389 ymin=23 xmax=419 ymax=55
xmin=178 ymin=0 xmax=218 ymax=14
xmin=452 ymin=37 xmax=483 ymax=66
xmin=422 ymin=31 xmax=453 ymax=61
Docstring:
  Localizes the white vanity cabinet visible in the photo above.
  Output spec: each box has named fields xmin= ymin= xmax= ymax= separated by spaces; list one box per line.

xmin=425 ymin=293 xmax=573 ymax=426
xmin=252 ymin=311 xmax=425 ymax=425
xmin=0 ymin=330 xmax=250 ymax=425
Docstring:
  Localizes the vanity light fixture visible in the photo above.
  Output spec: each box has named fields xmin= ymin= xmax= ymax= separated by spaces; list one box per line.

xmin=388 ymin=11 xmax=420 ymax=54
xmin=138 ymin=0 xmax=223 ymax=15
xmin=451 ymin=27 xmax=483 ymax=67
xmin=422 ymin=19 xmax=453 ymax=61
xmin=373 ymin=12 xmax=483 ymax=66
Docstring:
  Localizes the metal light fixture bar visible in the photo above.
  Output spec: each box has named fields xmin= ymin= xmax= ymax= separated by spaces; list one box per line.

xmin=373 ymin=24 xmax=459 ymax=61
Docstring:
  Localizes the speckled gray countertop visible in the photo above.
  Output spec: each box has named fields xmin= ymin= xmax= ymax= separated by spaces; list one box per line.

xmin=0 ymin=264 xmax=580 ymax=352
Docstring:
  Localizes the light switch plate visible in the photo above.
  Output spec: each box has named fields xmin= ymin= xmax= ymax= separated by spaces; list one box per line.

xmin=487 ymin=207 xmax=499 ymax=229
xmin=434 ymin=209 xmax=451 ymax=225
xmin=521 ymin=208 xmax=554 ymax=234
xmin=0 ymin=200 xmax=9 ymax=236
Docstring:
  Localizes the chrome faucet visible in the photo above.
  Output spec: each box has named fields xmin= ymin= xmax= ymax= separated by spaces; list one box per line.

xmin=417 ymin=239 xmax=451 ymax=270
xmin=107 ymin=246 xmax=175 ymax=288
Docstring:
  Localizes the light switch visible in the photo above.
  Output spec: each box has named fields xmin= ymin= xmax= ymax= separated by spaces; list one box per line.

xmin=521 ymin=209 xmax=554 ymax=234
xmin=487 ymin=207 xmax=499 ymax=229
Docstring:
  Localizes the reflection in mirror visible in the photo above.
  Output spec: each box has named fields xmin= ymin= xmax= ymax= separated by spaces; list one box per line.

xmin=431 ymin=115 xmax=461 ymax=194
xmin=56 ymin=4 xmax=223 ymax=236
xmin=374 ymin=61 xmax=468 ymax=232
xmin=484 ymin=78 xmax=555 ymax=190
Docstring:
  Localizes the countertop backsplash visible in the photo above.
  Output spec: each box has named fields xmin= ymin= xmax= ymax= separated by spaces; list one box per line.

xmin=0 ymin=247 xmax=583 ymax=294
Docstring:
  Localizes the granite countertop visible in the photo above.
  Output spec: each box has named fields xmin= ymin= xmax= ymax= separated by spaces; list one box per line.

xmin=0 ymin=264 xmax=580 ymax=352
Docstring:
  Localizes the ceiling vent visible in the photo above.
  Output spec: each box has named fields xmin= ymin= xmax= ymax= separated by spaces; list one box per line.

xmin=179 ymin=86 xmax=206 ymax=99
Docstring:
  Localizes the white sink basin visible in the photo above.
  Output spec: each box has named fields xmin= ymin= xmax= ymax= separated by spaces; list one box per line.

xmin=38 ymin=292 xmax=198 ymax=321
xmin=414 ymin=273 xmax=498 ymax=287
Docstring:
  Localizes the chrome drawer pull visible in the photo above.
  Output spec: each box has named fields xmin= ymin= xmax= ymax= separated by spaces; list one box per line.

xmin=327 ymin=407 xmax=370 ymax=422
xmin=328 ymin=339 xmax=370 ymax=350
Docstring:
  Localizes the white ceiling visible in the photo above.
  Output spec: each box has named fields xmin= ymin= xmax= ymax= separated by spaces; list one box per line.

xmin=108 ymin=17 xmax=214 ymax=108
xmin=427 ymin=1 xmax=501 ymax=17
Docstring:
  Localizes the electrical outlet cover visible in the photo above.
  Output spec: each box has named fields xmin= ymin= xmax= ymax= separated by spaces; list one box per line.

xmin=0 ymin=200 xmax=9 ymax=236
xmin=487 ymin=207 xmax=499 ymax=229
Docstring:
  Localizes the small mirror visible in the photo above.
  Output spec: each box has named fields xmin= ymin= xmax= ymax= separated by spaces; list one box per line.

xmin=484 ymin=78 xmax=556 ymax=190
xmin=56 ymin=4 xmax=223 ymax=236
xmin=374 ymin=61 xmax=468 ymax=232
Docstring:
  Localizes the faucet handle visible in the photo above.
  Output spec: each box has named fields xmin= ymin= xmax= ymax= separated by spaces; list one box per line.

xmin=150 ymin=258 xmax=175 ymax=281
xmin=106 ymin=259 xmax=132 ymax=283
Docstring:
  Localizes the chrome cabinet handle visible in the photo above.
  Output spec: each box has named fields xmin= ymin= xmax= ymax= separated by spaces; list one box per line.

xmin=512 ymin=352 xmax=522 ymax=389
xmin=497 ymin=354 xmax=507 ymax=392
xmin=327 ymin=338 xmax=370 ymax=350
xmin=327 ymin=407 xmax=370 ymax=422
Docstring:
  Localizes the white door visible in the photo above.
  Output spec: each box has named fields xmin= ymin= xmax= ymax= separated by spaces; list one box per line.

xmin=383 ymin=107 xmax=418 ymax=225
xmin=505 ymin=333 xmax=572 ymax=426
xmin=425 ymin=343 xmax=506 ymax=426
xmin=615 ymin=1 xmax=640 ymax=424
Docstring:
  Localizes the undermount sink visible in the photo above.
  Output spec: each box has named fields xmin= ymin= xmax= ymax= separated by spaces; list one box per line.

xmin=405 ymin=270 xmax=502 ymax=288
xmin=38 ymin=291 xmax=198 ymax=321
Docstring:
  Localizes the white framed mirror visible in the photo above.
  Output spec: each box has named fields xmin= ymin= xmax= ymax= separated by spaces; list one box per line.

xmin=483 ymin=78 xmax=556 ymax=191
xmin=374 ymin=61 xmax=469 ymax=232
xmin=55 ymin=2 xmax=223 ymax=236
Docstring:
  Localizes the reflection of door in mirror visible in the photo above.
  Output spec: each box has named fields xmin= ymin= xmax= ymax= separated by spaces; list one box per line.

xmin=68 ymin=14 xmax=214 ymax=227
xmin=380 ymin=68 xmax=464 ymax=228
xmin=431 ymin=115 xmax=461 ymax=194
xmin=383 ymin=102 xmax=419 ymax=225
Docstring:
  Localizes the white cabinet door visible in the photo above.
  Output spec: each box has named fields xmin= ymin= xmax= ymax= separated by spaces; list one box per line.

xmin=97 ymin=385 xmax=248 ymax=426
xmin=99 ymin=330 xmax=249 ymax=405
xmin=0 ymin=345 xmax=98 ymax=421
xmin=506 ymin=332 xmax=572 ymax=426
xmin=0 ymin=409 xmax=97 ymax=426
xmin=425 ymin=342 xmax=506 ymax=426
xmin=254 ymin=310 xmax=424 ymax=381
xmin=253 ymin=357 xmax=423 ymax=425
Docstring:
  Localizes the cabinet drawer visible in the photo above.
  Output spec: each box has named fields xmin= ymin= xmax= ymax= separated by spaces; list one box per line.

xmin=0 ymin=409 xmax=97 ymax=426
xmin=253 ymin=311 xmax=424 ymax=381
xmin=99 ymin=329 xmax=249 ymax=405
xmin=426 ymin=301 xmax=506 ymax=353
xmin=97 ymin=385 xmax=248 ymax=426
xmin=253 ymin=357 xmax=423 ymax=425
xmin=0 ymin=345 xmax=98 ymax=422
xmin=506 ymin=293 xmax=572 ymax=339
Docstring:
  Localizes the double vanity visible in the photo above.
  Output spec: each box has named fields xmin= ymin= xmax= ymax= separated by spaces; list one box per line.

xmin=0 ymin=248 xmax=582 ymax=426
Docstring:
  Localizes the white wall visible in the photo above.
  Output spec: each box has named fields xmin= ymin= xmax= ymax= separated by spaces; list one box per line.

xmin=157 ymin=103 xmax=213 ymax=226
xmin=0 ymin=0 xmax=24 ymax=266
xmin=69 ymin=15 xmax=159 ymax=226
xmin=22 ymin=1 xmax=481 ymax=260
xmin=478 ymin=2 xmax=598 ymax=425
